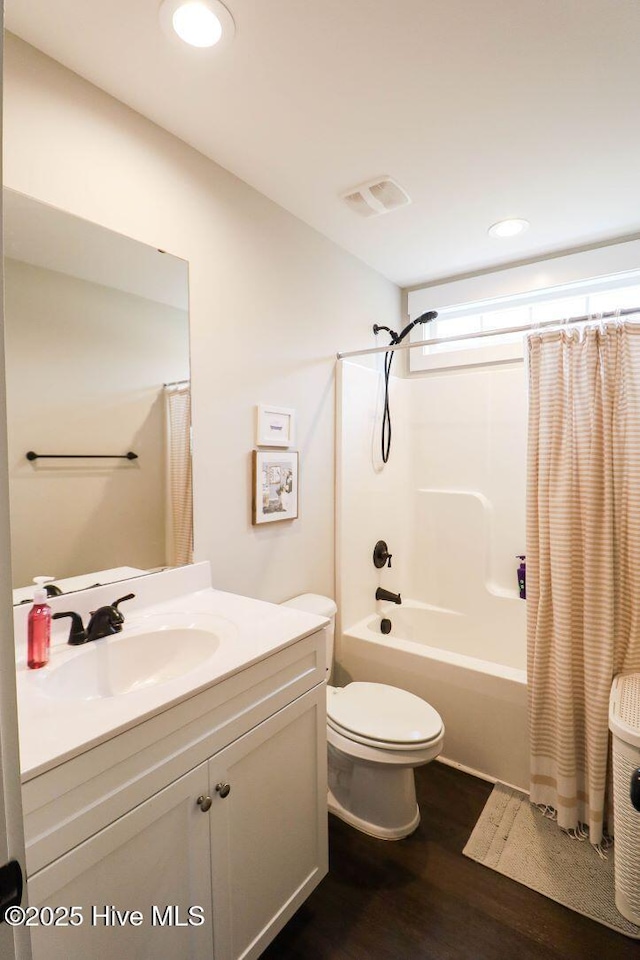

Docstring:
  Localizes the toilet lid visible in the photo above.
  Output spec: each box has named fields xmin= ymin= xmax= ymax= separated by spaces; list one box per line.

xmin=327 ymin=682 xmax=443 ymax=745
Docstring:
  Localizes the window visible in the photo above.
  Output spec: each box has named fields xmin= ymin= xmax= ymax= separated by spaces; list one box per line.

xmin=407 ymin=241 xmax=640 ymax=372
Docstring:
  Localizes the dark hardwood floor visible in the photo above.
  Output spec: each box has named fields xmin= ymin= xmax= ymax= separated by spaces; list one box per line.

xmin=261 ymin=762 xmax=639 ymax=960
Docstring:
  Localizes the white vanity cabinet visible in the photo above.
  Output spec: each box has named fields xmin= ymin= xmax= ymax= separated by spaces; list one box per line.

xmin=208 ymin=687 xmax=324 ymax=959
xmin=22 ymin=628 xmax=328 ymax=960
xmin=28 ymin=762 xmax=214 ymax=960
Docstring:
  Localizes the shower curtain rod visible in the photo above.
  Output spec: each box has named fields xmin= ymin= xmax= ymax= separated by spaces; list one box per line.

xmin=336 ymin=307 xmax=640 ymax=360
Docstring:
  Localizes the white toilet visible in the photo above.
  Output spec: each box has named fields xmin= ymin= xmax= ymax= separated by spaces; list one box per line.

xmin=283 ymin=594 xmax=444 ymax=840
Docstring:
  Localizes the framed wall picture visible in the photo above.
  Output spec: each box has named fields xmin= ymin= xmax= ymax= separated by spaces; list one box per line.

xmin=256 ymin=404 xmax=295 ymax=447
xmin=252 ymin=450 xmax=299 ymax=524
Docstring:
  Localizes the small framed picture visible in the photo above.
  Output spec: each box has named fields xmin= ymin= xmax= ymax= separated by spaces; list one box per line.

xmin=252 ymin=450 xmax=299 ymax=524
xmin=256 ymin=404 xmax=295 ymax=447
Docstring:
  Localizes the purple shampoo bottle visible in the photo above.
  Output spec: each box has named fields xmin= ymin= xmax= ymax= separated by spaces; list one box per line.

xmin=516 ymin=556 xmax=526 ymax=600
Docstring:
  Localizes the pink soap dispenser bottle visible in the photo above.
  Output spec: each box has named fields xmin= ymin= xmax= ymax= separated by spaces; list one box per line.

xmin=28 ymin=576 xmax=54 ymax=669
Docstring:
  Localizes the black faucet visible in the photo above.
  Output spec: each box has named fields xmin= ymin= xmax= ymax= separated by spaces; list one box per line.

xmin=52 ymin=611 xmax=88 ymax=645
xmin=375 ymin=587 xmax=402 ymax=605
xmin=86 ymin=594 xmax=135 ymax=641
xmin=53 ymin=593 xmax=136 ymax=645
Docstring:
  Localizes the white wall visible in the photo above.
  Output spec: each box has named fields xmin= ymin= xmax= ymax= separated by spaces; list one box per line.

xmin=3 ymin=34 xmax=401 ymax=603
xmin=4 ymin=258 xmax=189 ymax=587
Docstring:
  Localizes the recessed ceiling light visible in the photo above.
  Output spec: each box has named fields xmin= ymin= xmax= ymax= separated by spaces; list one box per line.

xmin=159 ymin=0 xmax=235 ymax=49
xmin=488 ymin=218 xmax=530 ymax=239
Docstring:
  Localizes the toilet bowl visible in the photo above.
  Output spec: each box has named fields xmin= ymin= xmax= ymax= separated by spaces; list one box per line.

xmin=282 ymin=594 xmax=445 ymax=840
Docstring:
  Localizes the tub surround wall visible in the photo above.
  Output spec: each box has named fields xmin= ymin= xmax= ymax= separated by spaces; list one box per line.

xmin=339 ymin=359 xmax=527 ymax=632
xmin=337 ymin=357 xmax=528 ymax=786
xmin=336 ymin=361 xmax=411 ymax=634
xmin=411 ymin=490 xmax=526 ymax=659
xmin=410 ymin=363 xmax=527 ymax=601
xmin=4 ymin=33 xmax=401 ymax=604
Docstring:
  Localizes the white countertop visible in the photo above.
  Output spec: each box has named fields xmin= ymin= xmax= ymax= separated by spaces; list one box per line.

xmin=16 ymin=566 xmax=327 ymax=781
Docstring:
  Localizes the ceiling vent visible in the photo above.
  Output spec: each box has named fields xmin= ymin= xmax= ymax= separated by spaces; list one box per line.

xmin=342 ymin=176 xmax=412 ymax=218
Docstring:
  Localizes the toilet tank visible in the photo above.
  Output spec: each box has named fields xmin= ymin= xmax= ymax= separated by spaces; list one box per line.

xmin=281 ymin=594 xmax=337 ymax=675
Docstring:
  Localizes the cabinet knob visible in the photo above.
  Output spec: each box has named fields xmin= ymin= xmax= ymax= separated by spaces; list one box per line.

xmin=216 ymin=782 xmax=231 ymax=799
xmin=197 ymin=795 xmax=212 ymax=812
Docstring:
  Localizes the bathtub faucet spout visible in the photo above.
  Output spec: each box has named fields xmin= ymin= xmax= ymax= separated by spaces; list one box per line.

xmin=375 ymin=587 xmax=402 ymax=605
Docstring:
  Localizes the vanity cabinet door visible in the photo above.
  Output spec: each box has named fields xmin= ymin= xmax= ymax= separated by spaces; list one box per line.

xmin=28 ymin=763 xmax=213 ymax=960
xmin=208 ymin=684 xmax=327 ymax=960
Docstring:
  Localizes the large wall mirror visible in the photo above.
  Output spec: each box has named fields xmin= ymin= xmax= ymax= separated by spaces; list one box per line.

xmin=4 ymin=190 xmax=192 ymax=601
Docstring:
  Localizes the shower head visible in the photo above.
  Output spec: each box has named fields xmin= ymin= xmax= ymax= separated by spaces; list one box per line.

xmin=414 ymin=311 xmax=438 ymax=325
xmin=393 ymin=311 xmax=439 ymax=344
xmin=372 ymin=311 xmax=437 ymax=344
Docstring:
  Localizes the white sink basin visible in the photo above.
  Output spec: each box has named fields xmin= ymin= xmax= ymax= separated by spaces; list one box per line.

xmin=40 ymin=626 xmax=221 ymax=701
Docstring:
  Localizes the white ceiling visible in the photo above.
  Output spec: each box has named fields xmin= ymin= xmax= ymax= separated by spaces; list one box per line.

xmin=6 ymin=0 xmax=640 ymax=287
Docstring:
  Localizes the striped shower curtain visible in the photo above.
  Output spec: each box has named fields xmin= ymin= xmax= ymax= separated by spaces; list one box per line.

xmin=527 ymin=321 xmax=640 ymax=847
xmin=164 ymin=381 xmax=193 ymax=567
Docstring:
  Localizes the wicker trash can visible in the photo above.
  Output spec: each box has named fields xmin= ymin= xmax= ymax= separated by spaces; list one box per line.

xmin=609 ymin=672 xmax=640 ymax=925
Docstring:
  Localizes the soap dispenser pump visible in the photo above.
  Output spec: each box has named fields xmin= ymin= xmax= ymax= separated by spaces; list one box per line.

xmin=28 ymin=576 xmax=55 ymax=669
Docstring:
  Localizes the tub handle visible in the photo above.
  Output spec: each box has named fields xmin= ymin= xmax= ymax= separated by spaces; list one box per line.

xmin=373 ymin=540 xmax=393 ymax=569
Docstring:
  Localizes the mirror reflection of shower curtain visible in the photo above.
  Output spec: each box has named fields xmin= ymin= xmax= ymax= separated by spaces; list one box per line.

xmin=164 ymin=381 xmax=193 ymax=566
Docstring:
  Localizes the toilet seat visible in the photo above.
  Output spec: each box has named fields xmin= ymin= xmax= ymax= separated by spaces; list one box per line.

xmin=327 ymin=682 xmax=443 ymax=751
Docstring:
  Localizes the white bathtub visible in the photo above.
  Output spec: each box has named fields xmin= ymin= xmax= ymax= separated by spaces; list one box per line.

xmin=337 ymin=601 xmax=529 ymax=791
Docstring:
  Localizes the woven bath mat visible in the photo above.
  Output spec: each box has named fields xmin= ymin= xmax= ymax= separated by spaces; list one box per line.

xmin=463 ymin=782 xmax=640 ymax=939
